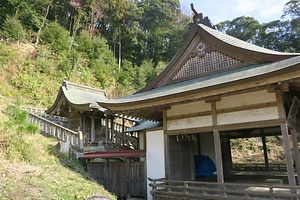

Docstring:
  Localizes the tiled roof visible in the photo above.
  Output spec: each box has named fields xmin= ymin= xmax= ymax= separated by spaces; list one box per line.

xmin=124 ymin=120 xmax=162 ymax=133
xmin=99 ymin=56 xmax=300 ymax=105
xmin=47 ymin=81 xmax=108 ymax=114
xmin=199 ymin=24 xmax=299 ymax=56
xmin=62 ymin=81 xmax=107 ymax=110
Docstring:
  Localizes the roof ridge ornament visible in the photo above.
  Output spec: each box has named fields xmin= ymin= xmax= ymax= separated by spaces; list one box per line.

xmin=191 ymin=3 xmax=217 ymax=29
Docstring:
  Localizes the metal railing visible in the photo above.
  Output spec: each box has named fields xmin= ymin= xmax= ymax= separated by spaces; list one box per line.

xmin=149 ymin=178 xmax=300 ymax=200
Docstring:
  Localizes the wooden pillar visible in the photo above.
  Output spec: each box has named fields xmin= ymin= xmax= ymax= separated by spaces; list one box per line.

xmin=276 ymin=90 xmax=296 ymax=186
xmin=82 ymin=114 xmax=86 ymax=142
xmin=221 ymin=136 xmax=232 ymax=176
xmin=78 ymin=131 xmax=83 ymax=150
xmin=90 ymin=116 xmax=95 ymax=142
xmin=105 ymin=116 xmax=109 ymax=145
xmin=163 ymin=110 xmax=171 ymax=180
xmin=261 ymin=131 xmax=269 ymax=171
xmin=122 ymin=117 xmax=125 ymax=145
xmin=110 ymin=116 xmax=114 ymax=142
xmin=211 ymin=101 xmax=224 ymax=183
xmin=291 ymin=128 xmax=300 ymax=185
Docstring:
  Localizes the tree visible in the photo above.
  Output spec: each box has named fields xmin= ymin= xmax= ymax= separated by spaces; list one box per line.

xmin=217 ymin=16 xmax=262 ymax=44
xmin=257 ymin=20 xmax=292 ymax=51
xmin=137 ymin=0 xmax=184 ymax=64
xmin=40 ymin=22 xmax=71 ymax=53
xmin=282 ymin=0 xmax=300 ymax=19
xmin=1 ymin=17 xmax=27 ymax=43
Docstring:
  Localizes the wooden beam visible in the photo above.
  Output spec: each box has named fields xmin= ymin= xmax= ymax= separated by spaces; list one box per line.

xmin=267 ymin=81 xmax=290 ymax=93
xmin=167 ymin=102 xmax=277 ymax=121
xmin=211 ymin=101 xmax=224 ymax=183
xmin=166 ymin=118 xmax=285 ymax=135
xmin=205 ymin=96 xmax=221 ymax=103
xmin=276 ymin=90 xmax=296 ymax=186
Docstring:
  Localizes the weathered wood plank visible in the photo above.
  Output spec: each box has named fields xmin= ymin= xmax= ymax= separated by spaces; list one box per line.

xmin=87 ymin=161 xmax=145 ymax=198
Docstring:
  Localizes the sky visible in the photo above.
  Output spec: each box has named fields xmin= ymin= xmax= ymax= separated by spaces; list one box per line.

xmin=179 ymin=0 xmax=290 ymax=24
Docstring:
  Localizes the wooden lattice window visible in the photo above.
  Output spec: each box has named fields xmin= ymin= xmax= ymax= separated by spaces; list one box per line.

xmin=172 ymin=42 xmax=242 ymax=81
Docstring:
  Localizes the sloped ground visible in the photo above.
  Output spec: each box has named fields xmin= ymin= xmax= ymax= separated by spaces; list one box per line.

xmin=0 ymin=134 xmax=116 ymax=200
xmin=0 ymin=96 xmax=116 ymax=200
xmin=231 ymin=137 xmax=285 ymax=164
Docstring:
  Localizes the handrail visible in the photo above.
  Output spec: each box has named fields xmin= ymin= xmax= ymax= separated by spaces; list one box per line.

xmin=233 ymin=163 xmax=287 ymax=171
xmin=28 ymin=112 xmax=82 ymax=149
xmin=148 ymin=178 xmax=300 ymax=200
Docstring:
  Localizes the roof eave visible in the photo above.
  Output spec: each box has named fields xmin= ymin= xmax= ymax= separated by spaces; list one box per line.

xmin=98 ymin=63 xmax=300 ymax=115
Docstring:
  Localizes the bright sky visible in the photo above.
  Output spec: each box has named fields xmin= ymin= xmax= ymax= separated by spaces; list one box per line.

xmin=179 ymin=0 xmax=290 ymax=24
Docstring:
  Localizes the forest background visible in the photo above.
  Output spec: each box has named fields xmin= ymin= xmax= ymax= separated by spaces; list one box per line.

xmin=0 ymin=0 xmax=299 ymax=108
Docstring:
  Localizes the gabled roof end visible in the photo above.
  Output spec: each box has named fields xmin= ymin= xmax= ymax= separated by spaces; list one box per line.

xmin=191 ymin=3 xmax=217 ymax=30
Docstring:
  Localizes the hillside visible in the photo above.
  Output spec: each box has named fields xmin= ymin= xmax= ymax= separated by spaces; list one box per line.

xmin=0 ymin=97 xmax=116 ymax=200
xmin=0 ymin=42 xmax=104 ymax=108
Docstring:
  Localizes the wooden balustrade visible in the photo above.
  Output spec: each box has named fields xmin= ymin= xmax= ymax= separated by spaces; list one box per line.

xmin=233 ymin=163 xmax=287 ymax=172
xmin=148 ymin=178 xmax=300 ymax=200
xmin=23 ymin=106 xmax=136 ymax=152
xmin=28 ymin=112 xmax=81 ymax=149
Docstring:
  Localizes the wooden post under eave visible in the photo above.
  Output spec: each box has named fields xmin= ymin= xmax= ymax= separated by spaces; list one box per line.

xmin=276 ymin=90 xmax=296 ymax=186
xmin=163 ymin=110 xmax=171 ymax=180
xmin=110 ymin=117 xmax=114 ymax=141
xmin=90 ymin=116 xmax=95 ymax=142
xmin=105 ymin=116 xmax=109 ymax=146
xmin=211 ymin=102 xmax=224 ymax=183
xmin=261 ymin=132 xmax=269 ymax=171
xmin=291 ymin=128 xmax=300 ymax=185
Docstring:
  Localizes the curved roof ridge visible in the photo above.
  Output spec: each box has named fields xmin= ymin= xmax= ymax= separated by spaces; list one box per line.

xmin=199 ymin=24 xmax=300 ymax=56
xmin=63 ymin=80 xmax=106 ymax=96
xmin=46 ymin=80 xmax=108 ymax=115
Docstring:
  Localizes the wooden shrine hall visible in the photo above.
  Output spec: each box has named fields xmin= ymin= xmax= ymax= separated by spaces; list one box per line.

xmin=96 ymin=5 xmax=300 ymax=200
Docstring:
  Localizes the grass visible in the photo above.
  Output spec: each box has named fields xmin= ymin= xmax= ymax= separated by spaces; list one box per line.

xmin=0 ymin=97 xmax=116 ymax=200
xmin=0 ymin=133 xmax=116 ymax=200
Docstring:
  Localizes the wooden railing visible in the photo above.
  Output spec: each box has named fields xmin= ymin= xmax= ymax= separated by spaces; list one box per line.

xmin=28 ymin=112 xmax=82 ymax=149
xmin=23 ymin=106 xmax=137 ymax=152
xmin=22 ymin=107 xmax=68 ymax=123
xmin=148 ymin=178 xmax=300 ymax=200
xmin=233 ymin=163 xmax=287 ymax=172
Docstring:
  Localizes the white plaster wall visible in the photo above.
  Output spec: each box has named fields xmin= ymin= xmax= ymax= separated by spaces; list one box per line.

xmin=199 ymin=133 xmax=216 ymax=164
xmin=167 ymin=115 xmax=212 ymax=130
xmin=146 ymin=129 xmax=165 ymax=200
xmin=217 ymin=106 xmax=279 ymax=125
xmin=167 ymin=101 xmax=211 ymax=116
xmin=217 ymin=90 xmax=276 ymax=109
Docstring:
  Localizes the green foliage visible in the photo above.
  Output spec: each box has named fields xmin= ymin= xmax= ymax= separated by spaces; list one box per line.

xmin=11 ymin=73 xmax=39 ymax=94
xmin=5 ymin=99 xmax=40 ymax=134
xmin=1 ymin=17 xmax=27 ymax=42
xmin=116 ymin=60 xmax=137 ymax=92
xmin=6 ymin=132 xmax=36 ymax=162
xmin=282 ymin=0 xmax=300 ymax=19
xmin=0 ymin=43 xmax=15 ymax=65
xmin=75 ymin=30 xmax=93 ymax=58
xmin=2 ymin=99 xmax=40 ymax=162
xmin=40 ymin=22 xmax=71 ymax=53
xmin=217 ymin=16 xmax=262 ymax=44
xmin=137 ymin=59 xmax=157 ymax=88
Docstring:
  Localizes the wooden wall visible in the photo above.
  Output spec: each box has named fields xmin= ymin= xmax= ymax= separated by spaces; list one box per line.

xmin=166 ymin=90 xmax=278 ymax=132
xmin=87 ymin=161 xmax=146 ymax=198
